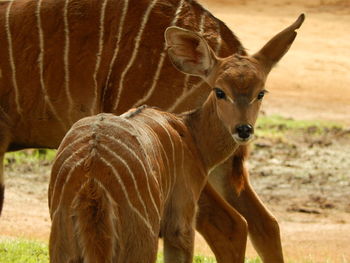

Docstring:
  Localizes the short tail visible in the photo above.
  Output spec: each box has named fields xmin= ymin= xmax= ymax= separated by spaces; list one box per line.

xmin=72 ymin=177 xmax=121 ymax=263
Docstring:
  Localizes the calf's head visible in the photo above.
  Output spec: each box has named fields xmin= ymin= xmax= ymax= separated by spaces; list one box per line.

xmin=165 ymin=14 xmax=304 ymax=144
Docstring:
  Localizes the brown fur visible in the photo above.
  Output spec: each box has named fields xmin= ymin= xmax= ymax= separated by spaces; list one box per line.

xmin=0 ymin=0 xmax=304 ymax=261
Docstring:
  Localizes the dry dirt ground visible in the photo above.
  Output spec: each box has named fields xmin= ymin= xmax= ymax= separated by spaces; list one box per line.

xmin=0 ymin=0 xmax=349 ymax=262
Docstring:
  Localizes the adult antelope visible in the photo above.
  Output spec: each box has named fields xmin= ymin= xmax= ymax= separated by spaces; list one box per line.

xmin=0 ymin=0 xmax=304 ymax=261
xmin=50 ymin=25 xmax=272 ymax=262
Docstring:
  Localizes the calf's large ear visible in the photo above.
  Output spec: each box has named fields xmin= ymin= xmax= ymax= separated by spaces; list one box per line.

xmin=254 ymin=14 xmax=305 ymax=73
xmin=165 ymin=26 xmax=218 ymax=79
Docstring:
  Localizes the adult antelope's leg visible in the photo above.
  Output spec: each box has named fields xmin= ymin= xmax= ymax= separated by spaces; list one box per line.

xmin=206 ymin=157 xmax=284 ymax=263
xmin=196 ymin=183 xmax=247 ymax=263
xmin=228 ymin=171 xmax=284 ymax=263
xmin=0 ymin=119 xmax=11 ymax=216
xmin=0 ymin=126 xmax=10 ymax=216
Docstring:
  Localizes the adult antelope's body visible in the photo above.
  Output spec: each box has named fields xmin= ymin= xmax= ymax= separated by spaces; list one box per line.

xmin=0 ymin=0 xmax=304 ymax=261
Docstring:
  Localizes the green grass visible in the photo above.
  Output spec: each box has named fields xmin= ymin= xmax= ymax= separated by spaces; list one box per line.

xmin=4 ymin=149 xmax=57 ymax=166
xmin=0 ymin=239 xmax=49 ymax=263
xmin=256 ymin=115 xmax=343 ymax=138
xmin=0 ymin=239 xmax=261 ymax=263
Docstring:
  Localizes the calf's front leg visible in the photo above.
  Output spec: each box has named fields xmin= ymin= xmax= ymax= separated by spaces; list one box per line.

xmin=163 ymin=227 xmax=195 ymax=263
xmin=162 ymin=193 xmax=197 ymax=263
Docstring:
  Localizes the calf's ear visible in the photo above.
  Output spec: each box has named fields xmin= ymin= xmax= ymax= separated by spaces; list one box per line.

xmin=165 ymin=26 xmax=218 ymax=79
xmin=254 ymin=14 xmax=305 ymax=73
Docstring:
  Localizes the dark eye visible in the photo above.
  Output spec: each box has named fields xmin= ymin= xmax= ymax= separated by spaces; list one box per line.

xmin=214 ymin=88 xmax=226 ymax=100
xmin=257 ymin=91 xmax=266 ymax=100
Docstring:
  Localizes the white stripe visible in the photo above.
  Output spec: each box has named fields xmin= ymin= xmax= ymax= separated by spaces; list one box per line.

xmin=166 ymin=19 xmax=223 ymax=112
xmin=173 ymin=12 xmax=206 ymax=107
xmin=141 ymin=112 xmax=176 ymax=199
xmin=181 ymin=74 xmax=191 ymax=99
xmin=51 ymin=157 xmax=86 ymax=216
xmin=132 ymin=0 xmax=185 ymax=108
xmin=172 ymin=0 xmax=186 ymax=24
xmin=101 ymin=117 xmax=163 ymax=188
xmin=113 ymin=0 xmax=159 ymax=111
xmin=167 ymin=8 xmax=207 ymax=113
xmin=91 ymin=0 xmax=108 ymax=115
xmin=124 ymin=118 xmax=163 ymax=187
xmin=199 ymin=12 xmax=206 ymax=34
xmin=100 ymin=143 xmax=153 ymax=222
xmin=50 ymin=146 xmax=89 ymax=211
xmin=102 ymin=120 xmax=161 ymax=187
xmin=63 ymin=0 xmax=73 ymax=125
xmin=53 ymin=148 xmax=155 ymax=236
xmin=135 ymin=120 xmax=167 ymax=196
xmin=104 ymin=0 xmax=129 ymax=103
xmin=99 ymin=133 xmax=160 ymax=219
xmin=167 ymin=19 xmax=222 ymax=112
xmin=215 ymin=21 xmax=222 ymax=55
xmin=36 ymin=0 xmax=67 ymax=131
xmin=167 ymin=80 xmax=204 ymax=112
xmin=100 ymin=156 xmax=156 ymax=236
xmin=5 ymin=0 xmax=23 ymax=117
xmin=180 ymin=139 xmax=185 ymax=187
xmin=55 ymin=134 xmax=90 ymax=161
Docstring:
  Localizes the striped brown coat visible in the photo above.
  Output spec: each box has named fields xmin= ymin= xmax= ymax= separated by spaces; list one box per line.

xmin=49 ymin=109 xmax=216 ymax=262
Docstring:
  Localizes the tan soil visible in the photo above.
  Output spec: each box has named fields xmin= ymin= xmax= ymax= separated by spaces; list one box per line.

xmin=1 ymin=0 xmax=349 ymax=262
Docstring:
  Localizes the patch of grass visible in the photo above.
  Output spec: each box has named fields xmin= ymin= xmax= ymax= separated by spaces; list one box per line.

xmin=0 ymin=239 xmax=49 ymax=263
xmin=4 ymin=149 xmax=57 ymax=166
xmin=0 ymin=239 xmax=262 ymax=263
xmin=256 ymin=115 xmax=343 ymax=138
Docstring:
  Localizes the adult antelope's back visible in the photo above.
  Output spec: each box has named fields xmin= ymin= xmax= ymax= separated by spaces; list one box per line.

xmin=0 ymin=0 xmax=241 ymax=152
xmin=0 ymin=0 xmax=304 ymax=261
xmin=0 ymin=0 xmax=240 ymax=213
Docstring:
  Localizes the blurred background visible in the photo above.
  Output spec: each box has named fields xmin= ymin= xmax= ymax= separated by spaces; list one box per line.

xmin=0 ymin=0 xmax=349 ymax=262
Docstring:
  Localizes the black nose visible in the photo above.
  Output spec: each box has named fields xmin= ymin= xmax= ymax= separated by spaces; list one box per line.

xmin=236 ymin=124 xmax=253 ymax=139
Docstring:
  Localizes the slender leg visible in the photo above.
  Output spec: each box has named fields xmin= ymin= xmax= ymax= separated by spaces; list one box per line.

xmin=207 ymin=155 xmax=285 ymax=263
xmin=163 ymin=191 xmax=196 ymax=263
xmin=163 ymin=226 xmax=195 ymax=263
xmin=196 ymin=183 xmax=247 ymax=263
xmin=228 ymin=176 xmax=284 ymax=263
xmin=0 ymin=122 xmax=11 ymax=216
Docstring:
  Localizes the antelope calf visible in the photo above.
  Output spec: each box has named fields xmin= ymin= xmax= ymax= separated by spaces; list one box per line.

xmin=49 ymin=18 xmax=304 ymax=262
